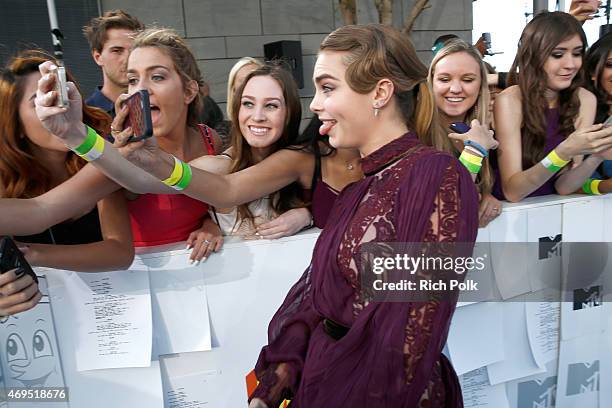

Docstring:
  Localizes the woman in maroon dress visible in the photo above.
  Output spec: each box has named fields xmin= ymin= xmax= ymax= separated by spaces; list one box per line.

xmin=34 ymin=24 xmax=480 ymax=407
xmin=247 ymin=25 xmax=479 ymax=407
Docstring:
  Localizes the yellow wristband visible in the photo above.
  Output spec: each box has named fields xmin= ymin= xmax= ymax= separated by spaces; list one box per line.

xmin=548 ymin=149 xmax=570 ymax=167
xmin=591 ymin=179 xmax=602 ymax=195
xmin=77 ymin=126 xmax=106 ymax=162
xmin=162 ymin=156 xmax=184 ymax=186
xmin=460 ymin=150 xmax=484 ymax=165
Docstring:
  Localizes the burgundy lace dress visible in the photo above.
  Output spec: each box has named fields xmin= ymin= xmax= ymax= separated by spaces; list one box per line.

xmin=251 ymin=132 xmax=479 ymax=407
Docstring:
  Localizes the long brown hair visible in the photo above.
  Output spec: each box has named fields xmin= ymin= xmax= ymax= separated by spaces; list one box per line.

xmin=508 ymin=11 xmax=587 ymax=167
xmin=319 ymin=24 xmax=436 ymax=142
xmin=584 ymin=32 xmax=612 ymax=123
xmin=0 ymin=50 xmax=111 ymax=198
xmin=427 ymin=39 xmax=494 ymax=193
xmin=228 ymin=63 xmax=303 ymax=225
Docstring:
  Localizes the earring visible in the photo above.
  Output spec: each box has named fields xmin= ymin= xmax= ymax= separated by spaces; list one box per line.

xmin=373 ymin=103 xmax=381 ymax=117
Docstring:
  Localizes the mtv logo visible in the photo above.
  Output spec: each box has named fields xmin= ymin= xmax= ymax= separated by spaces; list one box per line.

xmin=538 ymin=235 xmax=562 ymax=259
xmin=567 ymin=361 xmax=599 ymax=396
xmin=517 ymin=376 xmax=556 ymax=408
xmin=573 ymin=285 xmax=602 ymax=310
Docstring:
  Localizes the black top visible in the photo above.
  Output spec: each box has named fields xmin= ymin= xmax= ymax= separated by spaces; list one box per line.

xmin=16 ymin=207 xmax=103 ymax=245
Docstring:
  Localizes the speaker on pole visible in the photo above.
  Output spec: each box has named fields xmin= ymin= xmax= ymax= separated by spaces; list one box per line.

xmin=263 ymin=40 xmax=304 ymax=89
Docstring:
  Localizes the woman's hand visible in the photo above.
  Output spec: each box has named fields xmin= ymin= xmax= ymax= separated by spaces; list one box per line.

xmin=569 ymin=0 xmax=601 ymax=23
xmin=256 ymin=208 xmax=313 ymax=240
xmin=0 ymin=269 xmax=42 ymax=316
xmin=35 ymin=61 xmax=85 ymax=146
xmin=111 ymin=101 xmax=164 ymax=174
xmin=478 ymin=194 xmax=502 ymax=228
xmin=557 ymin=124 xmax=612 ymax=160
xmin=449 ymin=119 xmax=499 ymax=152
xmin=186 ymin=217 xmax=224 ymax=264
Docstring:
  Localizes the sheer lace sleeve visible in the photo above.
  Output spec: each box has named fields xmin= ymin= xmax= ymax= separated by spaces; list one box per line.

xmin=397 ymin=157 xmax=478 ymax=405
xmin=250 ymin=265 xmax=321 ymax=406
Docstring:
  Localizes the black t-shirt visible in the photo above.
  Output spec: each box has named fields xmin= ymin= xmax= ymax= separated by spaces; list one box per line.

xmin=16 ymin=207 xmax=103 ymax=245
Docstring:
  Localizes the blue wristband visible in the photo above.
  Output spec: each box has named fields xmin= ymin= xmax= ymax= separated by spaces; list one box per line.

xmin=464 ymin=140 xmax=489 ymax=158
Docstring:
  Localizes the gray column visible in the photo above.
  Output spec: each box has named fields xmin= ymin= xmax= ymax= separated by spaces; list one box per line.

xmin=533 ymin=0 xmax=549 ymax=13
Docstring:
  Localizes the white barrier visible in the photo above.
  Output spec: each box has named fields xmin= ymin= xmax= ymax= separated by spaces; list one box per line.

xmin=0 ymin=193 xmax=610 ymax=408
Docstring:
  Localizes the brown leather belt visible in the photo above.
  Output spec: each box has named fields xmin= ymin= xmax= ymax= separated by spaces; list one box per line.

xmin=322 ymin=318 xmax=350 ymax=340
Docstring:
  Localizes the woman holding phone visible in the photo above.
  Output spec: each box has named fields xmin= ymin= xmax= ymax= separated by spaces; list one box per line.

xmin=0 ymin=30 xmax=225 ymax=263
xmin=0 ymin=51 xmax=133 ymax=273
xmin=495 ymin=11 xmax=612 ymax=202
xmin=582 ymin=32 xmax=612 ymax=193
xmin=35 ymin=24 xmax=482 ymax=407
xmin=427 ymin=39 xmax=501 ymax=227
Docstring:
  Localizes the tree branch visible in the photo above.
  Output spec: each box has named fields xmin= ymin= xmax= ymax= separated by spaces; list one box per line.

xmin=338 ymin=0 xmax=357 ymax=25
xmin=402 ymin=0 xmax=431 ymax=35
xmin=374 ymin=0 xmax=393 ymax=25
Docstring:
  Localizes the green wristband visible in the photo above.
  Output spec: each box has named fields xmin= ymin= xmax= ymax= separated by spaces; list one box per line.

xmin=73 ymin=125 xmax=98 ymax=155
xmin=582 ymin=178 xmax=602 ymax=195
xmin=173 ymin=161 xmax=192 ymax=191
xmin=459 ymin=155 xmax=482 ymax=174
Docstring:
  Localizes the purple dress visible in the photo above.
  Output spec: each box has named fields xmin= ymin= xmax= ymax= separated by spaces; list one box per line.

xmin=493 ymin=108 xmax=566 ymax=200
xmin=310 ymin=178 xmax=339 ymax=229
xmin=251 ymin=132 xmax=479 ymax=407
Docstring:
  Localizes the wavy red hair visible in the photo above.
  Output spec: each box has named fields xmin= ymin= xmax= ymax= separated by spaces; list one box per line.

xmin=0 ymin=50 xmax=111 ymax=198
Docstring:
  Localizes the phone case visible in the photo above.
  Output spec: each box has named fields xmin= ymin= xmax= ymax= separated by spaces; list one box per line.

xmin=0 ymin=237 xmax=38 ymax=283
xmin=125 ymin=90 xmax=153 ymax=142
xmin=449 ymin=122 xmax=471 ymax=134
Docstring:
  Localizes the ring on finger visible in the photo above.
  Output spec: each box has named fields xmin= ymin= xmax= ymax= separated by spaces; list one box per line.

xmin=203 ymin=239 xmax=211 ymax=244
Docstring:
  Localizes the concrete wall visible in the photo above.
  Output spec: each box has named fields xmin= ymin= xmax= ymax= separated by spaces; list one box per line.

xmin=101 ymin=0 xmax=473 ymax=126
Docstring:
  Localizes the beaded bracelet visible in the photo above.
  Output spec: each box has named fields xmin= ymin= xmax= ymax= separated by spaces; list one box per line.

xmin=459 ymin=150 xmax=483 ymax=174
xmin=162 ymin=155 xmax=193 ymax=191
xmin=540 ymin=149 xmax=569 ymax=173
xmin=582 ymin=178 xmax=602 ymax=195
xmin=72 ymin=125 xmax=105 ymax=161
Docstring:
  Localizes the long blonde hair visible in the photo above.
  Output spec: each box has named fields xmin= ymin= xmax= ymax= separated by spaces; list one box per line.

xmin=131 ymin=28 xmax=205 ymax=127
xmin=427 ymin=39 xmax=493 ymax=193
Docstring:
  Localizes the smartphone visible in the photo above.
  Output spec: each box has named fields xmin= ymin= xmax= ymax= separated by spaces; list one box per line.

xmin=124 ymin=90 xmax=153 ymax=142
xmin=51 ymin=65 xmax=68 ymax=108
xmin=449 ymin=122 xmax=471 ymax=134
xmin=0 ymin=237 xmax=38 ymax=283
xmin=603 ymin=115 xmax=612 ymax=127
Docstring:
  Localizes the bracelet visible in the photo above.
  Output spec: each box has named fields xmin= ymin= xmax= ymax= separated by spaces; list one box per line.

xmin=72 ymin=125 xmax=105 ymax=161
xmin=464 ymin=140 xmax=488 ymax=157
xmin=582 ymin=178 xmax=602 ymax=195
xmin=464 ymin=145 xmax=484 ymax=157
xmin=162 ymin=156 xmax=184 ymax=186
xmin=162 ymin=155 xmax=192 ymax=190
xmin=459 ymin=150 xmax=483 ymax=174
xmin=540 ymin=149 xmax=570 ymax=173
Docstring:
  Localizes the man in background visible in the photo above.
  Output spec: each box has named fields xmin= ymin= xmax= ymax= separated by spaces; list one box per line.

xmin=82 ymin=9 xmax=144 ymax=116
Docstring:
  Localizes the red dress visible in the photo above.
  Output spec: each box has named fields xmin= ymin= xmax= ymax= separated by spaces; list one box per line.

xmin=128 ymin=125 xmax=215 ymax=247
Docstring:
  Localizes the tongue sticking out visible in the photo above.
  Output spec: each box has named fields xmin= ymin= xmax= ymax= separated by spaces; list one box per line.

xmin=319 ymin=121 xmax=335 ymax=136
